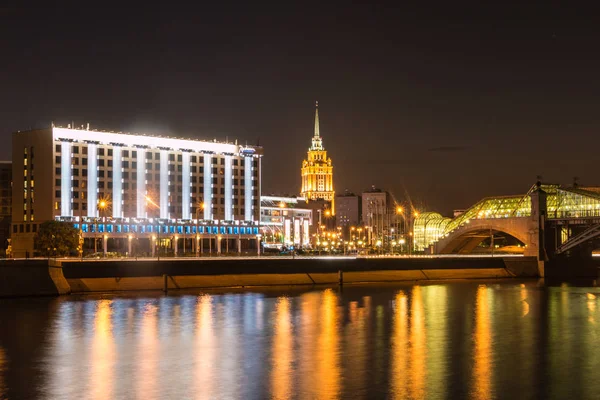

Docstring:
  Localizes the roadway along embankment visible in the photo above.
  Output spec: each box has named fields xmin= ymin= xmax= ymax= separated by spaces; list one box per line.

xmin=59 ymin=256 xmax=540 ymax=293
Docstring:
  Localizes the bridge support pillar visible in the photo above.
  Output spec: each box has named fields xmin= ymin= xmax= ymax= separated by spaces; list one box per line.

xmin=537 ymin=261 xmax=545 ymax=278
xmin=531 ymin=182 xmax=548 ymax=278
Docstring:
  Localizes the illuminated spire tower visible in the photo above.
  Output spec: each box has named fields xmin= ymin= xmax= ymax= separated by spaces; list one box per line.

xmin=301 ymin=101 xmax=335 ymax=212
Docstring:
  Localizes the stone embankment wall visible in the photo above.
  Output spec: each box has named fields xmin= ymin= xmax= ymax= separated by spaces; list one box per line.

xmin=0 ymin=256 xmax=543 ymax=297
xmin=0 ymin=260 xmax=70 ymax=297
xmin=61 ymin=256 xmax=540 ymax=293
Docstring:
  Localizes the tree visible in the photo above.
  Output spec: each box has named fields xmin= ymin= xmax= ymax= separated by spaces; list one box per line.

xmin=35 ymin=221 xmax=80 ymax=257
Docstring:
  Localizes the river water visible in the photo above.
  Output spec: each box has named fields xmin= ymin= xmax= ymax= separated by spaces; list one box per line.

xmin=0 ymin=280 xmax=599 ymax=399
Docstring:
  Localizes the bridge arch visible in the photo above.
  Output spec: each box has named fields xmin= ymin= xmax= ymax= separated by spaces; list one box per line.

xmin=433 ymin=218 xmax=534 ymax=255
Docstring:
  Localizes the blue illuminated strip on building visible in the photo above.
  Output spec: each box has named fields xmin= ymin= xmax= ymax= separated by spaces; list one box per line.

xmin=87 ymin=144 xmax=98 ymax=217
xmin=61 ymin=142 xmax=71 ymax=216
xmin=81 ymin=222 xmax=260 ymax=236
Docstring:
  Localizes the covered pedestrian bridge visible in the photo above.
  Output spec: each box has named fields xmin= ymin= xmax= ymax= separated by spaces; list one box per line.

xmin=414 ymin=184 xmax=600 ymax=256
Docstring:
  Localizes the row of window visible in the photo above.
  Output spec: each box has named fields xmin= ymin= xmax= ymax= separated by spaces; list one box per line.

xmin=56 ymin=144 xmax=258 ymax=166
xmin=13 ymin=223 xmax=37 ymax=234
xmin=23 ymin=147 xmax=35 ymax=221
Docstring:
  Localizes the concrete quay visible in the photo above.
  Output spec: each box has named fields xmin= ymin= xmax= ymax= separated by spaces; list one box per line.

xmin=1 ymin=255 xmax=540 ymax=297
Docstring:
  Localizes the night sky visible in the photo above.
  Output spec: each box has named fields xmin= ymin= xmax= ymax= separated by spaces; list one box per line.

xmin=2 ymin=5 xmax=599 ymax=215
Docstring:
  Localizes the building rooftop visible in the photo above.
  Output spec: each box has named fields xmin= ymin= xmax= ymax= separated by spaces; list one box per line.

xmin=16 ymin=125 xmax=263 ymax=155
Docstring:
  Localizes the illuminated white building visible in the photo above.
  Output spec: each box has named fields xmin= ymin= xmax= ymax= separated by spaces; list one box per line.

xmin=260 ymin=196 xmax=312 ymax=248
xmin=11 ymin=124 xmax=262 ymax=257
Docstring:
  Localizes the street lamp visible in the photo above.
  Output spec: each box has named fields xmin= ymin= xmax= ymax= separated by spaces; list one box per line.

xmin=96 ymin=199 xmax=108 ymax=256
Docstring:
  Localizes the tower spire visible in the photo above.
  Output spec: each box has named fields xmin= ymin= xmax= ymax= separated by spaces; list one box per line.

xmin=314 ymin=101 xmax=320 ymax=138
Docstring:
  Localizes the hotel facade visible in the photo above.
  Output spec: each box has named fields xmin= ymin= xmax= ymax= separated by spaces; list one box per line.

xmin=11 ymin=125 xmax=262 ymax=257
xmin=300 ymin=102 xmax=335 ymax=213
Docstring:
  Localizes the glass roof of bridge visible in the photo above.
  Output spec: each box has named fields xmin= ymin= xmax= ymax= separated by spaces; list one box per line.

xmin=442 ymin=184 xmax=600 ymax=235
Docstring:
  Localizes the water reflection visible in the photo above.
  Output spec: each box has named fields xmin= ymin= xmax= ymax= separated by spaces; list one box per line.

xmin=409 ymin=286 xmax=426 ymax=399
xmin=472 ymin=285 xmax=492 ymax=399
xmin=317 ymin=289 xmax=341 ymax=400
xmin=344 ymin=296 xmax=370 ymax=397
xmin=299 ymin=292 xmax=319 ymax=398
xmin=91 ymin=300 xmax=114 ymax=400
xmin=391 ymin=291 xmax=408 ymax=399
xmin=195 ymin=295 xmax=215 ymax=400
xmin=2 ymin=282 xmax=600 ymax=399
xmin=271 ymin=297 xmax=293 ymax=400
xmin=137 ymin=303 xmax=158 ymax=399
xmin=0 ymin=346 xmax=6 ymax=398
xmin=424 ymin=285 xmax=448 ymax=399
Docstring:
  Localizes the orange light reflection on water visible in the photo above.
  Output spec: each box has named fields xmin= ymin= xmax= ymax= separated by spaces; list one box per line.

xmin=391 ymin=291 xmax=408 ymax=400
xmin=196 ymin=295 xmax=215 ymax=400
xmin=299 ymin=292 xmax=319 ymax=398
xmin=0 ymin=346 xmax=6 ymax=398
xmin=317 ymin=289 xmax=341 ymax=400
xmin=409 ymin=286 xmax=426 ymax=400
xmin=271 ymin=297 xmax=293 ymax=400
xmin=91 ymin=300 xmax=114 ymax=400
xmin=473 ymin=285 xmax=492 ymax=399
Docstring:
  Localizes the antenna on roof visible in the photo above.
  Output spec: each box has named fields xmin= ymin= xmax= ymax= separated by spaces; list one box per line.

xmin=573 ymin=176 xmax=579 ymax=187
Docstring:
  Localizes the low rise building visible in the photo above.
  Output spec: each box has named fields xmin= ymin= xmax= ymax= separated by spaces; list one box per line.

xmin=260 ymin=196 xmax=313 ymax=249
xmin=336 ymin=191 xmax=361 ymax=239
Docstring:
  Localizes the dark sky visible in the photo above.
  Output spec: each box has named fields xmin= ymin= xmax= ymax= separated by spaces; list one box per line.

xmin=2 ymin=4 xmax=599 ymax=215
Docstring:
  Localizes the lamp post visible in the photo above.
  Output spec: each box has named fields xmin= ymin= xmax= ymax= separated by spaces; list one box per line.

xmin=196 ymin=202 xmax=205 ymax=257
xmin=145 ymin=195 xmax=160 ymax=260
xmin=97 ymin=199 xmax=108 ymax=257
xmin=396 ymin=206 xmax=404 ymax=253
